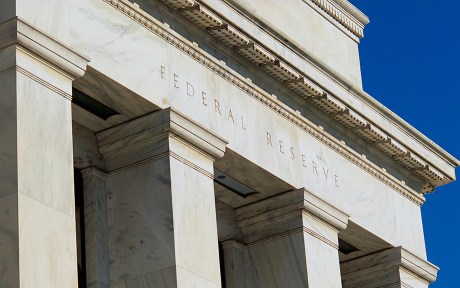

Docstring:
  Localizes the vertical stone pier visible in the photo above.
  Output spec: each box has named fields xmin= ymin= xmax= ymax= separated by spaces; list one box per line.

xmin=234 ymin=188 xmax=349 ymax=288
xmin=81 ymin=167 xmax=110 ymax=288
xmin=96 ymin=108 xmax=228 ymax=287
xmin=0 ymin=17 xmax=88 ymax=287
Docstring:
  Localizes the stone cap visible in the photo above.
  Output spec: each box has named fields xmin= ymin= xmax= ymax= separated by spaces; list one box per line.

xmin=236 ymin=188 xmax=349 ymax=243
xmin=341 ymin=246 xmax=439 ymax=284
xmin=0 ymin=17 xmax=89 ymax=79
xmin=97 ymin=107 xmax=228 ymax=160
xmin=308 ymin=0 xmax=370 ymax=38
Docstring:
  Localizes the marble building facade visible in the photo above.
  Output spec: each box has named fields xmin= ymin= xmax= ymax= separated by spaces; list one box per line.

xmin=0 ymin=0 xmax=458 ymax=287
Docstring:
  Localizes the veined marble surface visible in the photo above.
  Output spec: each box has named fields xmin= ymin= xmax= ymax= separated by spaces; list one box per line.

xmin=0 ymin=32 xmax=81 ymax=287
xmin=101 ymin=109 xmax=225 ymax=287
xmin=20 ymin=0 xmax=428 ymax=257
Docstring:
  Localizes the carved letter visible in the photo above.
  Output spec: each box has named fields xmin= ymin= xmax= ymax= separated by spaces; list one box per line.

xmin=302 ymin=154 xmax=307 ymax=167
xmin=290 ymin=147 xmax=295 ymax=159
xmin=335 ymin=175 xmax=340 ymax=188
xmin=279 ymin=140 xmax=284 ymax=154
xmin=202 ymin=92 xmax=208 ymax=106
xmin=267 ymin=132 xmax=273 ymax=147
xmin=161 ymin=65 xmax=166 ymax=79
xmin=323 ymin=167 xmax=329 ymax=180
xmin=228 ymin=109 xmax=235 ymax=124
xmin=214 ymin=100 xmax=222 ymax=115
xmin=312 ymin=161 xmax=318 ymax=175
xmin=173 ymin=74 xmax=179 ymax=88
xmin=186 ymin=82 xmax=194 ymax=97
xmin=241 ymin=116 xmax=247 ymax=130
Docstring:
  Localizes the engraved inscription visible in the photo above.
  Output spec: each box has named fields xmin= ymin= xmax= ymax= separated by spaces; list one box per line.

xmin=161 ymin=65 xmax=248 ymax=132
xmin=160 ymin=65 xmax=340 ymax=189
xmin=266 ymin=131 xmax=341 ymax=188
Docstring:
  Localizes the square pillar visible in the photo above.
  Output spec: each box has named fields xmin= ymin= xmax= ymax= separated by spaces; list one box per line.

xmin=0 ymin=17 xmax=88 ymax=287
xmin=341 ymin=246 xmax=439 ymax=288
xmin=235 ymin=188 xmax=349 ymax=288
xmin=81 ymin=167 xmax=110 ymax=288
xmin=96 ymin=108 xmax=228 ymax=287
xmin=221 ymin=240 xmax=253 ymax=288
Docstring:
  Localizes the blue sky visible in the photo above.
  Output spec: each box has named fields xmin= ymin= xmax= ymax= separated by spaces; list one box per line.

xmin=349 ymin=1 xmax=460 ymax=286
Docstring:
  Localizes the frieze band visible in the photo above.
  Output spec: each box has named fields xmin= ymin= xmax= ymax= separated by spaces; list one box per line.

xmin=102 ymin=0 xmax=427 ymax=206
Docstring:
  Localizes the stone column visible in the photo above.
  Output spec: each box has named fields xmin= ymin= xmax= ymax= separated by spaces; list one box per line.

xmin=96 ymin=108 xmax=228 ymax=287
xmin=0 ymin=17 xmax=88 ymax=287
xmin=235 ymin=188 xmax=349 ymax=288
xmin=341 ymin=246 xmax=438 ymax=288
xmin=221 ymin=240 xmax=253 ymax=288
xmin=81 ymin=167 xmax=110 ymax=288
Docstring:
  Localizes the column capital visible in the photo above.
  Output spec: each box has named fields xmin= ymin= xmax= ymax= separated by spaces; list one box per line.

xmin=301 ymin=188 xmax=349 ymax=230
xmin=80 ymin=166 xmax=108 ymax=181
xmin=0 ymin=17 xmax=89 ymax=79
xmin=97 ymin=108 xmax=228 ymax=170
xmin=341 ymin=246 xmax=439 ymax=287
xmin=236 ymin=188 xmax=349 ymax=243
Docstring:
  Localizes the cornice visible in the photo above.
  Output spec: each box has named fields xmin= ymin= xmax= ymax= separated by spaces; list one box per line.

xmin=0 ymin=17 xmax=89 ymax=79
xmin=103 ymin=0 xmax=431 ymax=205
xmin=305 ymin=0 xmax=368 ymax=38
xmin=156 ymin=0 xmax=457 ymax=193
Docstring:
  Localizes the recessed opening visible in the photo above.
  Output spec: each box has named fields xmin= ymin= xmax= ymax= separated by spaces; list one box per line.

xmin=338 ymin=238 xmax=359 ymax=255
xmin=214 ymin=168 xmax=257 ymax=198
xmin=74 ymin=168 xmax=87 ymax=287
xmin=72 ymin=88 xmax=120 ymax=120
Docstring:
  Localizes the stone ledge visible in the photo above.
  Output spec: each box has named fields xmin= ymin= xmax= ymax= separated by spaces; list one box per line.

xmin=341 ymin=246 xmax=439 ymax=285
xmin=0 ymin=17 xmax=89 ymax=79
xmin=97 ymin=107 xmax=228 ymax=160
xmin=236 ymin=188 xmax=349 ymax=244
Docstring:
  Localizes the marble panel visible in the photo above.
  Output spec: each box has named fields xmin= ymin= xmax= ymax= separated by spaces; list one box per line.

xmin=109 ymin=266 xmax=176 ymax=288
xmin=303 ymin=232 xmax=342 ymax=287
xmin=106 ymin=151 xmax=223 ymax=286
xmin=82 ymin=167 xmax=110 ymax=288
xmin=247 ymin=232 xmax=309 ymax=287
xmin=17 ymin=71 xmax=75 ymax=216
xmin=0 ymin=194 xmax=19 ymax=288
xmin=18 ymin=193 xmax=78 ymax=287
xmin=170 ymin=157 xmax=221 ymax=286
xmin=394 ymin=192 xmax=427 ymax=258
xmin=176 ymin=266 xmax=220 ymax=288
xmin=106 ymin=157 xmax=176 ymax=284
xmin=0 ymin=0 xmax=14 ymax=23
xmin=0 ymin=66 xmax=18 ymax=199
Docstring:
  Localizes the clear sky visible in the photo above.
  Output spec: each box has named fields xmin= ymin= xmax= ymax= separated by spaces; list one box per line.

xmin=349 ymin=1 xmax=460 ymax=287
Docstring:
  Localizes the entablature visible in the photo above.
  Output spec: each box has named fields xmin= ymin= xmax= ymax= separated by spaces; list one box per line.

xmin=135 ymin=0 xmax=459 ymax=193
